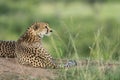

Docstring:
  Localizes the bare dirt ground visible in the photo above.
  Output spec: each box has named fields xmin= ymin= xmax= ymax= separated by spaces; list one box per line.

xmin=0 ymin=58 xmax=57 ymax=80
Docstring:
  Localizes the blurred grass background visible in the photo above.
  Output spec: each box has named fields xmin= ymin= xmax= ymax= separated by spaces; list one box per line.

xmin=0 ymin=0 xmax=120 ymax=80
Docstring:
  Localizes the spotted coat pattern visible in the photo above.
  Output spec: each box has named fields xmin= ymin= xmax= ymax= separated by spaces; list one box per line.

xmin=0 ymin=41 xmax=16 ymax=58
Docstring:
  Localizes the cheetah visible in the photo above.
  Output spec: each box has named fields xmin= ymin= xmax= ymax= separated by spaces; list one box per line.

xmin=0 ymin=22 xmax=77 ymax=68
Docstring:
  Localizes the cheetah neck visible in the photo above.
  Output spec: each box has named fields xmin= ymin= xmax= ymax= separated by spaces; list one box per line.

xmin=17 ymin=28 xmax=42 ymax=44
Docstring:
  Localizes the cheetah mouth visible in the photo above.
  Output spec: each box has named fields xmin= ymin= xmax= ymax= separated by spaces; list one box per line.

xmin=38 ymin=29 xmax=52 ymax=38
xmin=38 ymin=32 xmax=50 ymax=38
xmin=46 ymin=27 xmax=52 ymax=35
xmin=45 ymin=29 xmax=52 ymax=35
xmin=45 ymin=32 xmax=51 ymax=36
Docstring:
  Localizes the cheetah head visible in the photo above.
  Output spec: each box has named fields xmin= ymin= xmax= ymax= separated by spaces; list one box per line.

xmin=31 ymin=22 xmax=53 ymax=38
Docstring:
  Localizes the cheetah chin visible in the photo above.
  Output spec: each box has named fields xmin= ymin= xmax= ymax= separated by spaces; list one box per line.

xmin=39 ymin=30 xmax=52 ymax=38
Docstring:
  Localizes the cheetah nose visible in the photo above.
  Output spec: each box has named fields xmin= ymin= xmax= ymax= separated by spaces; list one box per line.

xmin=50 ymin=30 xmax=53 ymax=32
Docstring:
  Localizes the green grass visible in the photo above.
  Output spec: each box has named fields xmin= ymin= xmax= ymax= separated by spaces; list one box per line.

xmin=0 ymin=0 xmax=120 ymax=80
xmin=56 ymin=65 xmax=120 ymax=80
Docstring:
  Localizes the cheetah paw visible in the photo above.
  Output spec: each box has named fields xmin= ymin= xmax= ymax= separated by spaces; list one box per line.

xmin=64 ymin=60 xmax=77 ymax=68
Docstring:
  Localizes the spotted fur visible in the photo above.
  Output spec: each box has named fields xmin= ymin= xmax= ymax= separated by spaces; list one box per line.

xmin=0 ymin=41 xmax=16 ymax=58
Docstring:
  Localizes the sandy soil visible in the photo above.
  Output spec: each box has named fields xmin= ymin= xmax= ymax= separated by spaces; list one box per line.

xmin=0 ymin=58 xmax=57 ymax=80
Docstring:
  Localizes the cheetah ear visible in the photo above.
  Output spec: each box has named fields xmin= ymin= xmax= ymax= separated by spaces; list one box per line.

xmin=33 ymin=23 xmax=39 ymax=30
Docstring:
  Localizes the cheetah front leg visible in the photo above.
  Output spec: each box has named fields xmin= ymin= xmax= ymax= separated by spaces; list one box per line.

xmin=24 ymin=55 xmax=57 ymax=68
xmin=34 ymin=55 xmax=58 ymax=68
xmin=42 ymin=57 xmax=77 ymax=69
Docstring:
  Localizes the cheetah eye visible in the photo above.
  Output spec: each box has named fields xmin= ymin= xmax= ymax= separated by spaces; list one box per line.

xmin=33 ymin=25 xmax=39 ymax=30
xmin=45 ymin=26 xmax=47 ymax=28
